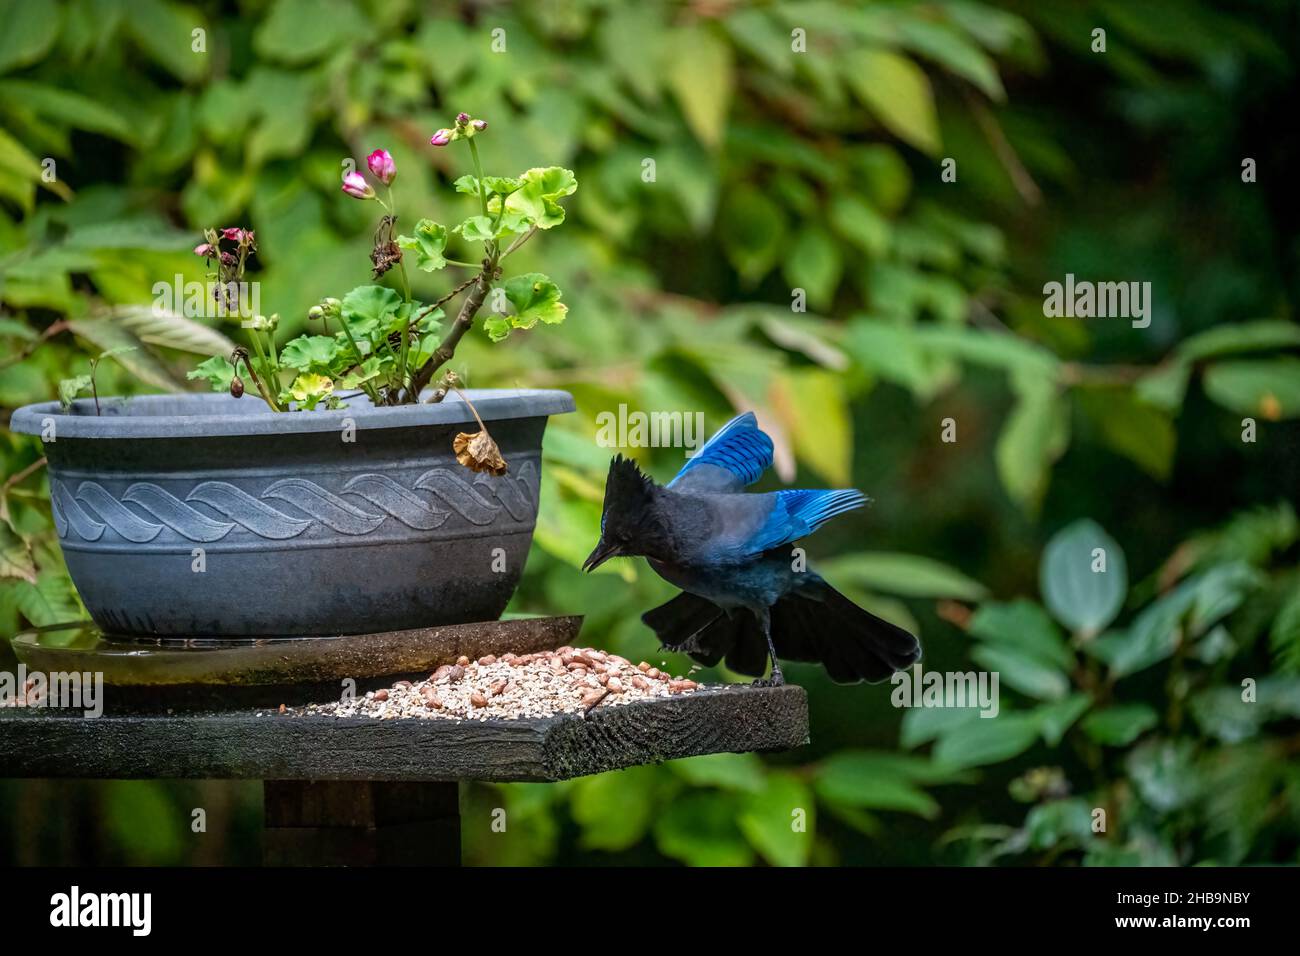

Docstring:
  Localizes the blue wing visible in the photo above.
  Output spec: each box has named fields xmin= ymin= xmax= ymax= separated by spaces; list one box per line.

xmin=747 ymin=488 xmax=869 ymax=554
xmin=669 ymin=412 xmax=774 ymax=493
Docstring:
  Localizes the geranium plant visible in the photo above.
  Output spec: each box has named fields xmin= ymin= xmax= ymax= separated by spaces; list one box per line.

xmin=188 ymin=112 xmax=577 ymax=412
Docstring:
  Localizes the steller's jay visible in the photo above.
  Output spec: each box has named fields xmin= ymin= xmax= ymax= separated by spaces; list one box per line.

xmin=583 ymin=412 xmax=921 ymax=685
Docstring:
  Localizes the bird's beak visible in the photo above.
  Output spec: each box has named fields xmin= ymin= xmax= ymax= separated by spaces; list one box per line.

xmin=582 ymin=539 xmax=619 ymax=573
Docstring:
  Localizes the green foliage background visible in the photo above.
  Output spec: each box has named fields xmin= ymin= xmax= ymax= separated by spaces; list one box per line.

xmin=1 ymin=0 xmax=1298 ymax=866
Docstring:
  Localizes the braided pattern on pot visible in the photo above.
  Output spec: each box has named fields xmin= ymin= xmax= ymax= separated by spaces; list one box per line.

xmin=50 ymin=461 xmax=539 ymax=543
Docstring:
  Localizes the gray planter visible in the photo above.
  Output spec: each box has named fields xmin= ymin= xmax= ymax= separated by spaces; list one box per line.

xmin=9 ymin=389 xmax=574 ymax=639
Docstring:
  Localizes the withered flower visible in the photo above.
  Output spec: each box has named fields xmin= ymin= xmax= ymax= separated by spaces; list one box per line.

xmin=453 ymin=429 xmax=508 ymax=477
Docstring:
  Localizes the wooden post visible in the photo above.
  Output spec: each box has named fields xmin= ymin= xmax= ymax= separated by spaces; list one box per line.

xmin=262 ymin=780 xmax=461 ymax=866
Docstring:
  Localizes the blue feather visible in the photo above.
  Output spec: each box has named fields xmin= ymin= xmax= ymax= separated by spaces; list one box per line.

xmin=748 ymin=488 xmax=869 ymax=554
xmin=669 ymin=412 xmax=774 ymax=491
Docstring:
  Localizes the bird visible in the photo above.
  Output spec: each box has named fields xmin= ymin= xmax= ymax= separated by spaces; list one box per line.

xmin=583 ymin=411 xmax=921 ymax=685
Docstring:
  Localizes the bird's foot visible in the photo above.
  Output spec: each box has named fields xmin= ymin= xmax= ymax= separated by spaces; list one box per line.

xmin=749 ymin=672 xmax=785 ymax=688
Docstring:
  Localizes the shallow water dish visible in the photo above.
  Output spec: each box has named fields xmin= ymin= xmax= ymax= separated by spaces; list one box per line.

xmin=9 ymin=389 xmax=574 ymax=638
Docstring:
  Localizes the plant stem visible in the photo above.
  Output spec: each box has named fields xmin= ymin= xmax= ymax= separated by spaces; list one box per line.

xmin=404 ymin=269 xmax=492 ymax=401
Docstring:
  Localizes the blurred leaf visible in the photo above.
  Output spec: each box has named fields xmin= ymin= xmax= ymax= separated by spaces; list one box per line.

xmin=1024 ymin=797 xmax=1093 ymax=850
xmin=103 ymin=781 xmax=185 ymax=864
xmin=1032 ymin=692 xmax=1092 ymax=746
xmin=821 ymin=552 xmax=986 ymax=601
xmin=814 ymin=751 xmax=949 ymax=818
xmin=666 ymin=27 xmax=733 ymax=150
xmin=933 ymin=713 xmax=1040 ymax=769
xmin=770 ymin=366 xmax=851 ymax=486
xmin=783 ymin=225 xmax=842 ymax=310
xmin=1039 ymin=519 xmax=1127 ymax=637
xmin=1203 ymin=357 xmax=1300 ymax=420
xmin=996 ymin=375 xmax=1069 ymax=511
xmin=125 ymin=0 xmax=208 ymax=83
xmin=254 ymin=0 xmax=370 ymax=64
xmin=0 ymin=522 xmax=36 ymax=583
xmin=843 ymin=49 xmax=941 ymax=154
xmin=971 ymin=644 xmax=1069 ymax=701
xmin=737 ymin=771 xmax=815 ymax=866
xmin=667 ymin=752 xmax=765 ymax=793
xmin=1177 ymin=319 xmax=1300 ymax=363
xmin=571 ymin=766 xmax=659 ymax=852
xmin=1076 ymin=386 xmax=1176 ymax=480
xmin=1126 ymin=738 xmax=1199 ymax=812
xmin=654 ymin=790 xmax=753 ymax=866
xmin=1080 ymin=704 xmax=1158 ymax=746
xmin=968 ymin=599 xmax=1074 ymax=670
xmin=0 ymin=0 xmax=60 ymax=74
xmin=719 ymin=184 xmax=786 ymax=283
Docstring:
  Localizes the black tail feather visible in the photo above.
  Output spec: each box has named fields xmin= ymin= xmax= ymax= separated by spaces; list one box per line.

xmin=641 ymin=583 xmax=920 ymax=684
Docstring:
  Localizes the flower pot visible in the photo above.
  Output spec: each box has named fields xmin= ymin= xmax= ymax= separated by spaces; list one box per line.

xmin=10 ymin=389 xmax=574 ymax=639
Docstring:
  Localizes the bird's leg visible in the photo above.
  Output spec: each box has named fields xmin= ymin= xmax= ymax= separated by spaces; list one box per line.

xmin=750 ymin=606 xmax=785 ymax=687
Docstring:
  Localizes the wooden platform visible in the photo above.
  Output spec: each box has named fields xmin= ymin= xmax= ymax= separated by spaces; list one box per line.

xmin=0 ymin=684 xmax=808 ymax=783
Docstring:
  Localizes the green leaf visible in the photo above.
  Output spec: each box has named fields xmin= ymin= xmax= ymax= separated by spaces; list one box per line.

xmin=340 ymin=355 xmax=387 ymax=389
xmin=1032 ymin=693 xmax=1092 ymax=746
xmin=772 ymin=367 xmax=852 ymax=485
xmin=1024 ymin=798 xmax=1094 ymax=850
xmin=843 ymin=49 xmax=941 ymax=154
xmin=570 ymin=766 xmax=659 ymax=852
xmin=900 ymin=705 xmax=981 ymax=749
xmin=124 ymin=0 xmax=208 ymax=82
xmin=186 ymin=355 xmax=236 ymax=392
xmin=971 ymin=644 xmax=1070 ymax=701
xmin=996 ymin=374 xmax=1069 ymax=510
xmin=1076 ymin=386 xmax=1176 ymax=480
xmin=719 ymin=184 xmax=787 ymax=283
xmin=503 ymin=166 xmax=578 ymax=230
xmin=968 ymin=599 xmax=1075 ymax=671
xmin=737 ymin=772 xmax=815 ymax=867
xmin=454 ymin=213 xmax=527 ymax=242
xmin=396 ymin=219 xmax=448 ymax=272
xmin=1203 ymin=357 xmax=1300 ymax=420
xmin=1081 ymin=704 xmax=1159 ymax=746
xmin=0 ymin=81 xmax=135 ymax=143
xmin=829 ymin=194 xmax=891 ymax=259
xmin=254 ymin=0 xmax=370 ymax=64
xmin=0 ymin=0 xmax=61 ymax=74
xmin=933 ymin=713 xmax=1040 ymax=769
xmin=667 ymin=752 xmax=765 ymax=792
xmin=821 ymin=552 xmax=987 ymax=601
xmin=279 ymin=335 xmax=341 ymax=373
xmin=1040 ymin=519 xmax=1128 ymax=637
xmin=814 ymin=753 xmax=943 ymax=819
xmin=1177 ymin=319 xmax=1300 ymax=362
xmin=502 ymin=273 xmax=567 ymax=330
xmin=783 ymin=225 xmax=843 ymax=310
xmin=666 ymin=27 xmax=733 ymax=149
xmin=285 ymin=372 xmax=334 ymax=410
xmin=340 ymin=284 xmax=402 ymax=336
xmin=57 ymin=375 xmax=92 ymax=409
xmin=112 ymin=305 xmax=237 ymax=357
xmin=653 ymin=791 xmax=753 ymax=867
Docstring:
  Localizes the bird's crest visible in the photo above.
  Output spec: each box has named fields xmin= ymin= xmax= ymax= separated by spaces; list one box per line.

xmin=602 ymin=454 xmax=658 ymax=519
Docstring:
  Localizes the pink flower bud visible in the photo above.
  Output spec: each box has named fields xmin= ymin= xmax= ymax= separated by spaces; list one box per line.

xmin=194 ymin=242 xmax=216 ymax=257
xmin=341 ymin=171 xmax=376 ymax=200
xmin=429 ymin=129 xmax=453 ymax=147
xmin=471 ymin=119 xmax=487 ymax=131
xmin=366 ymin=149 xmax=396 ymax=185
xmin=456 ymin=112 xmax=470 ymax=125
xmin=220 ymin=227 xmax=248 ymax=242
